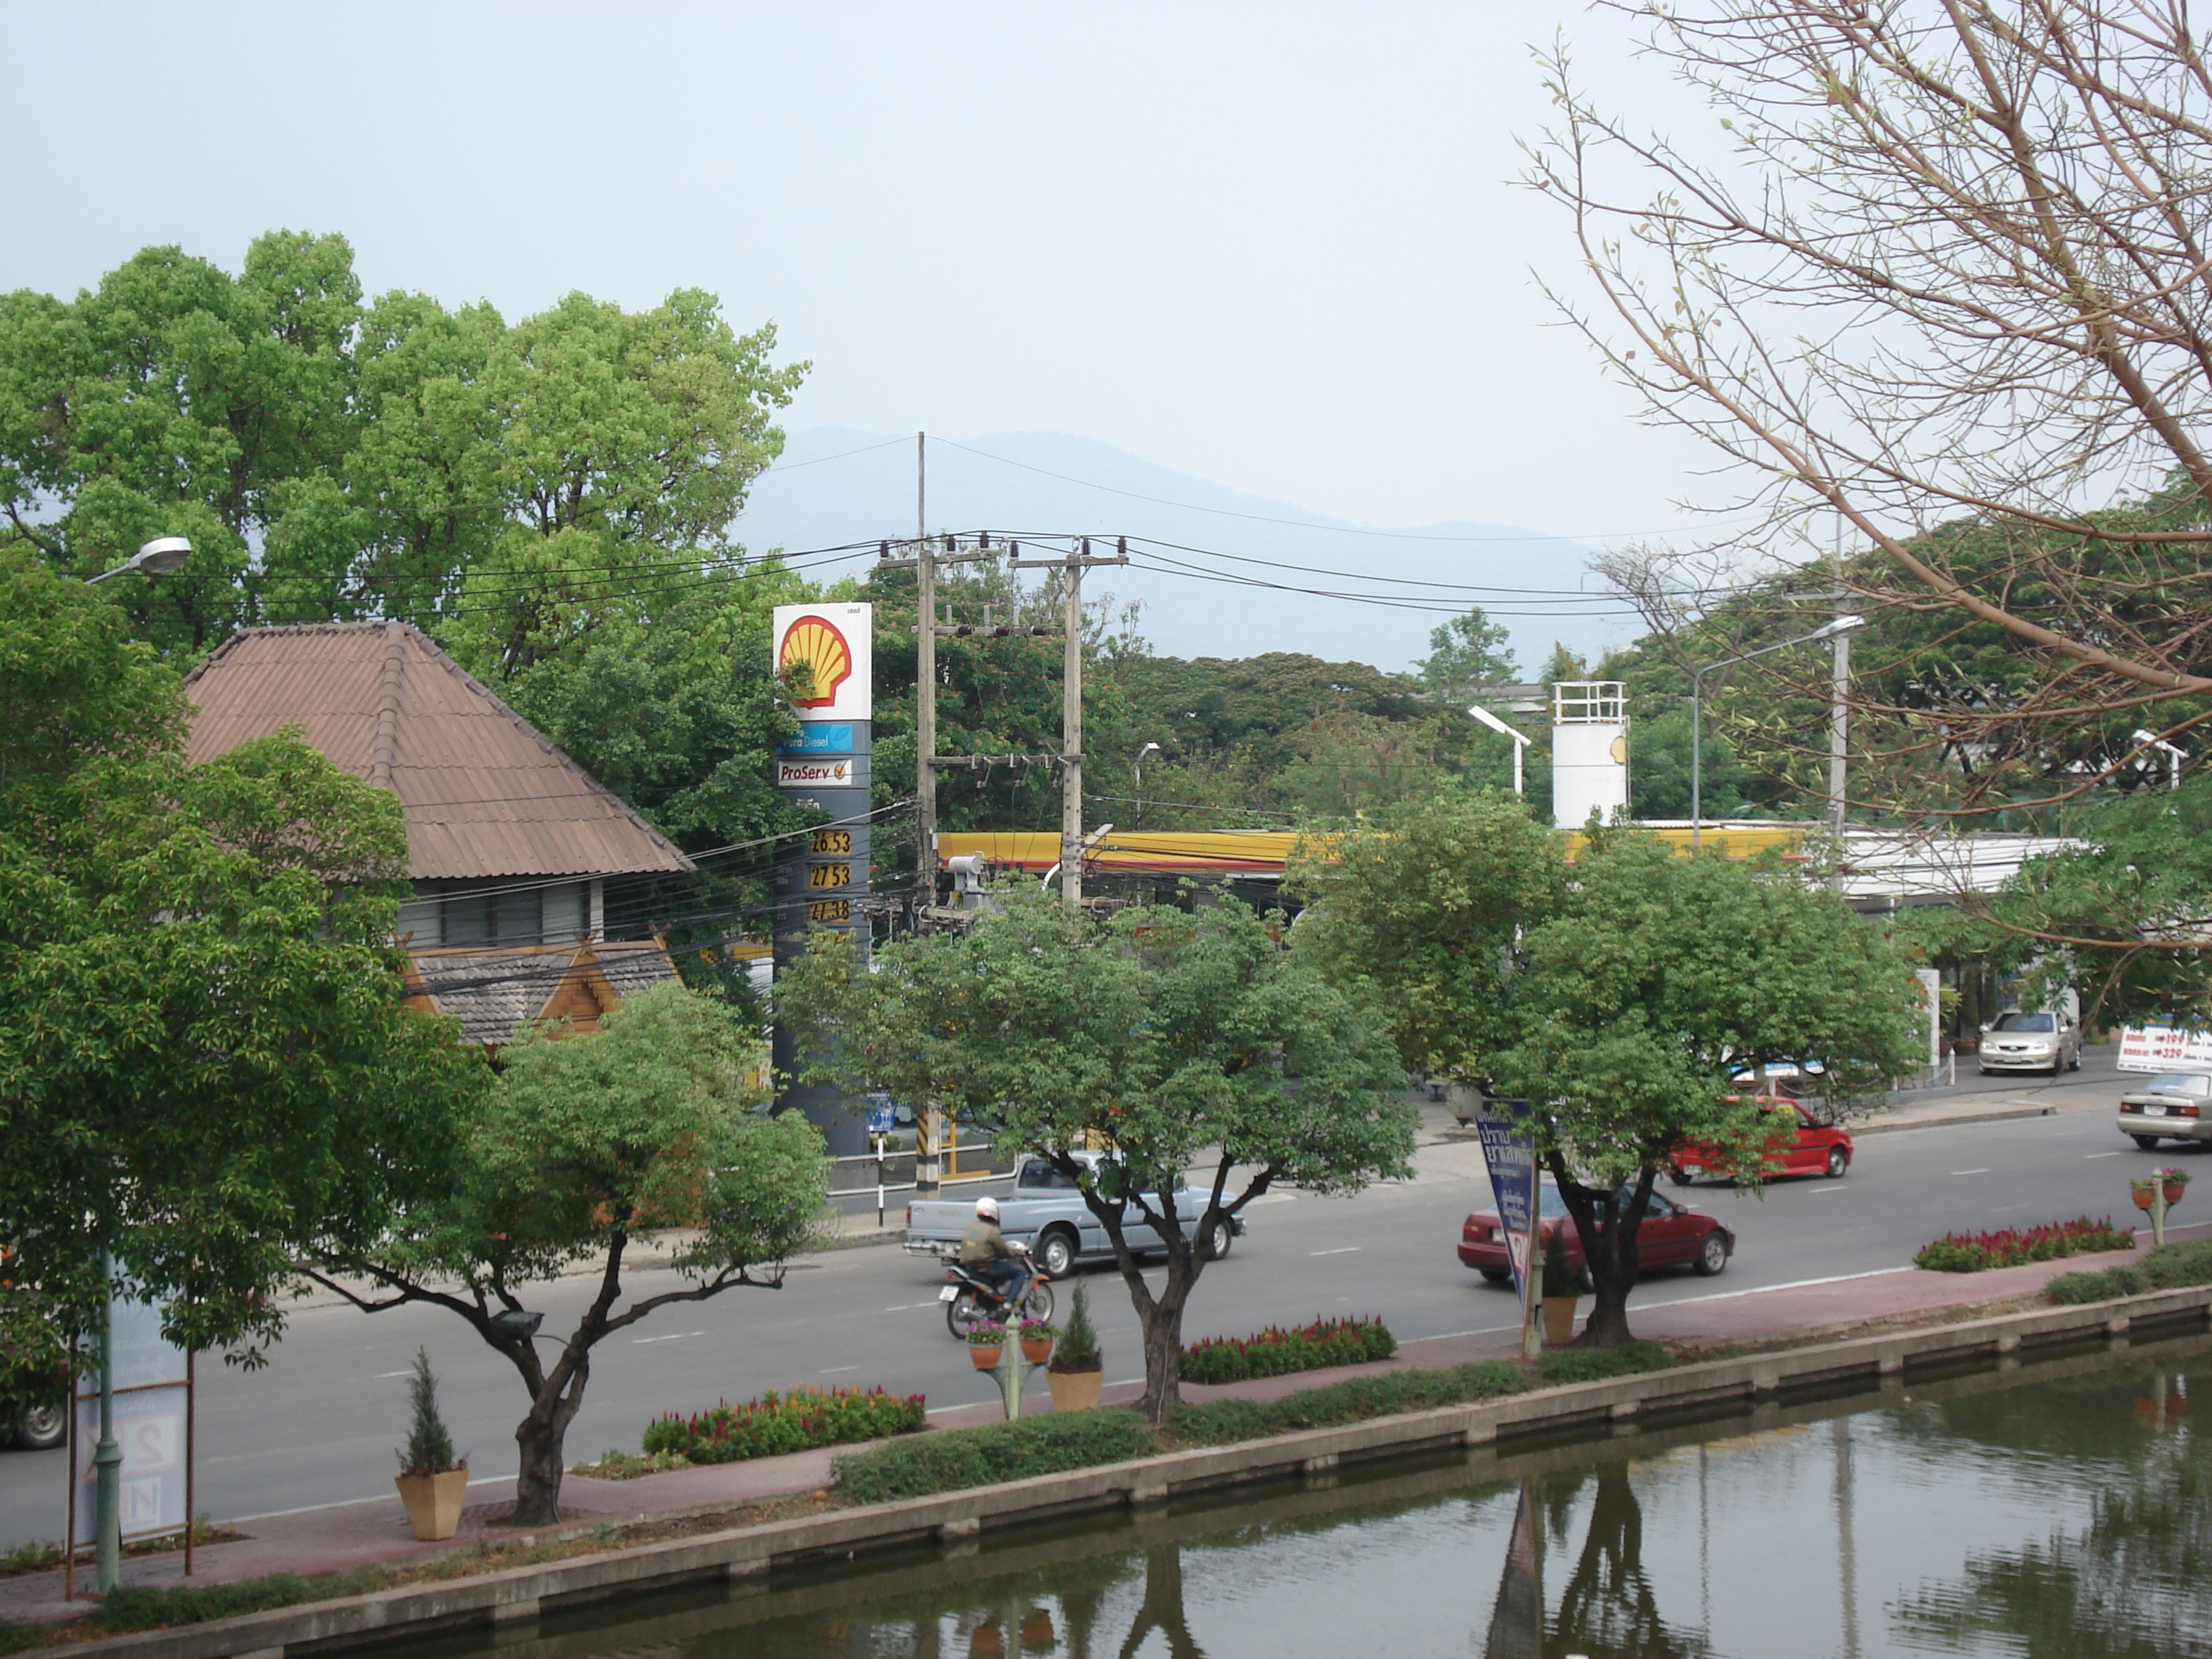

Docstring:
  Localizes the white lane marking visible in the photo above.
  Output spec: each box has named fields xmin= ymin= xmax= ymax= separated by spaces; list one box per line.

xmin=1807 ymin=1186 xmax=1848 ymax=1194
xmin=2085 ymin=1152 xmax=2122 ymax=1159
xmin=1309 ymin=1247 xmax=1361 ymax=1257
xmin=819 ymin=1364 xmax=860 ymax=1375
xmin=632 ymin=1331 xmax=706 ymax=1345
xmin=372 ymin=1370 xmax=412 ymax=1379
xmin=1950 ymin=1168 xmax=1991 ymax=1176
xmin=233 ymin=1475 xmax=522 ymax=1521
xmin=884 ymin=1302 xmax=939 ymax=1312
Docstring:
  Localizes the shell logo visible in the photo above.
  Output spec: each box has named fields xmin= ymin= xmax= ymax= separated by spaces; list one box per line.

xmin=778 ymin=615 xmax=854 ymax=709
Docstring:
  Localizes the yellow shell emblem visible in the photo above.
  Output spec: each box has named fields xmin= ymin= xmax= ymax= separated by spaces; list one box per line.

xmin=779 ymin=615 xmax=854 ymax=709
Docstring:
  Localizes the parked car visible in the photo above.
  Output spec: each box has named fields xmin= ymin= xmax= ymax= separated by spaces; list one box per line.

xmin=2117 ymin=1071 xmax=2212 ymax=1148
xmin=1978 ymin=1009 xmax=2083 ymax=1075
xmin=1459 ymin=1182 xmax=1734 ymax=1286
xmin=1670 ymin=1097 xmax=1852 ymax=1185
xmin=904 ymin=1152 xmax=1243 ymax=1277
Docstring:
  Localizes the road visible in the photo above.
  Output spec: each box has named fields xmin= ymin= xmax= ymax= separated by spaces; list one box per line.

xmin=2 ymin=1052 xmax=2188 ymax=1550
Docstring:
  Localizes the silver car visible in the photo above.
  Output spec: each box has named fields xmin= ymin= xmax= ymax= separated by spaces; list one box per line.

xmin=1977 ymin=1009 xmax=2082 ymax=1075
xmin=2118 ymin=1071 xmax=2212 ymax=1148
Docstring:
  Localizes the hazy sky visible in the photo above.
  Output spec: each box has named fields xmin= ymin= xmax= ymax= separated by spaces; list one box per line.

xmin=1 ymin=2 xmax=1719 ymax=544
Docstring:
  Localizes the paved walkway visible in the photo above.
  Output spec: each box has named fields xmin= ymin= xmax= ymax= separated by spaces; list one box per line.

xmin=11 ymin=1214 xmax=2203 ymax=1628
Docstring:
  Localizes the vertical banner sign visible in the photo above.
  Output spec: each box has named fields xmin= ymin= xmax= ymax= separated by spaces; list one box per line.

xmin=70 ymin=1298 xmax=192 ymax=1555
xmin=1481 ymin=1478 xmax=1545 ymax=1659
xmin=1472 ymin=1097 xmax=1543 ymax=1358
xmin=1914 ymin=968 xmax=1943 ymax=1077
xmin=770 ymin=603 xmax=873 ymax=1158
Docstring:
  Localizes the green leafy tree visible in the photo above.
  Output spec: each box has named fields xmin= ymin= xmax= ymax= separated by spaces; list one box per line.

xmin=779 ymin=888 xmax=1413 ymax=1418
xmin=1416 ymin=606 xmax=1519 ymax=695
xmin=1305 ymin=797 xmax=1920 ymax=1344
xmin=299 ymin=980 xmax=830 ymax=1525
xmin=0 ymin=552 xmax=485 ymax=1363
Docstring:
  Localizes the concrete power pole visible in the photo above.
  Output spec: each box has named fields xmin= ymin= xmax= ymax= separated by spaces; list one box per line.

xmin=1014 ymin=538 xmax=1127 ymax=908
xmin=914 ymin=434 xmax=936 ymax=905
xmin=1829 ymin=518 xmax=1849 ymax=838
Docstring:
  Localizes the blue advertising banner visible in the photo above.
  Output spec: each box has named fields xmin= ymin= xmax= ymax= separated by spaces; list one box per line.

xmin=779 ymin=723 xmax=855 ymax=756
xmin=1471 ymin=1098 xmax=1540 ymax=1306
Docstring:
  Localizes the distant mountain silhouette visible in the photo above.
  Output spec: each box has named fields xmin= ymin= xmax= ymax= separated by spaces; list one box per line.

xmin=731 ymin=429 xmax=1632 ymax=673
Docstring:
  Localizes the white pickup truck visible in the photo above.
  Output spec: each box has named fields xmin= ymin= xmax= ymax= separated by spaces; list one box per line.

xmin=903 ymin=1151 xmax=1241 ymax=1277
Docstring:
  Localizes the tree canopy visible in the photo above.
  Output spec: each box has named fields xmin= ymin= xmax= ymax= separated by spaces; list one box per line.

xmin=778 ymin=888 xmax=1414 ymax=1415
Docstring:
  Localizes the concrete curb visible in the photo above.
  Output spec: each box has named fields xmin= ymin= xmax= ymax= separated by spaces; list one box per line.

xmin=49 ymin=1283 xmax=2212 ymax=1659
xmin=1856 ymin=1104 xmax=2058 ymax=1134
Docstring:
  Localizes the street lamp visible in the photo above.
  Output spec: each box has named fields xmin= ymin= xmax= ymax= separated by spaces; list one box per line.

xmin=1691 ymin=615 xmax=1865 ymax=851
xmin=1467 ymin=703 xmax=1532 ymax=796
xmin=75 ymin=533 xmax=190 ymax=1592
xmin=85 ymin=537 xmax=193 ymax=585
xmin=1132 ymin=742 xmax=1161 ymax=825
xmin=2132 ymin=729 xmax=2188 ymax=792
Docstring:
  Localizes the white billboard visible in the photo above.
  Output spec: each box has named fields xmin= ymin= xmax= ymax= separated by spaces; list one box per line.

xmin=2119 ymin=1024 xmax=2212 ymax=1074
xmin=771 ymin=602 xmax=872 ymax=723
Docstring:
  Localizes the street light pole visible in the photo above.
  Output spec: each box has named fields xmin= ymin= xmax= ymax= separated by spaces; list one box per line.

xmin=1466 ymin=703 xmax=1531 ymax=796
xmin=1133 ymin=742 xmax=1160 ymax=825
xmin=1690 ymin=615 xmax=1866 ymax=851
xmin=74 ymin=535 xmax=191 ymax=1594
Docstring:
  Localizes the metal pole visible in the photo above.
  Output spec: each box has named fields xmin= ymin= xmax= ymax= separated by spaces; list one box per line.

xmin=1512 ymin=735 xmax=1523 ymax=798
xmin=93 ymin=1259 xmax=120 ymax=1593
xmin=1061 ymin=548 xmax=1084 ymax=910
xmin=1829 ymin=518 xmax=1849 ymax=837
xmin=1690 ymin=665 xmax=1706 ymax=851
xmin=915 ymin=434 xmax=936 ymax=908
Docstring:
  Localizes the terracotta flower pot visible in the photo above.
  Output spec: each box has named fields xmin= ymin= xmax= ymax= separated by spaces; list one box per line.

xmin=1542 ymin=1295 xmax=1578 ymax=1347
xmin=2132 ymin=1187 xmax=2158 ymax=1210
xmin=969 ymin=1342 xmax=1003 ymax=1370
xmin=2163 ymin=1183 xmax=2188 ymax=1205
xmin=394 ymin=1467 xmax=467 ymax=1541
xmin=1046 ymin=1368 xmax=1103 ymax=1412
xmin=1021 ymin=1337 xmax=1054 ymax=1366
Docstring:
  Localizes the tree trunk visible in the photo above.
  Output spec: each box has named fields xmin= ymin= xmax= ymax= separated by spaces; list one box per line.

xmin=510 ymin=1377 xmax=586 ymax=1526
xmin=1137 ymin=1295 xmax=1186 ymax=1423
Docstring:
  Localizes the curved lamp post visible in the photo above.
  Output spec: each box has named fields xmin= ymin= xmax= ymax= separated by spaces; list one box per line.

xmin=75 ymin=535 xmax=191 ymax=1592
xmin=1691 ymin=614 xmax=1864 ymax=851
xmin=1132 ymin=742 xmax=1161 ymax=825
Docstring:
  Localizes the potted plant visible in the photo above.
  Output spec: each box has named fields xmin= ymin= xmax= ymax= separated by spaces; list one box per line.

xmin=1046 ymin=1282 xmax=1104 ymax=1411
xmin=2161 ymin=1166 xmax=2192 ymax=1206
xmin=1019 ymin=1320 xmax=1057 ymax=1366
xmin=966 ymin=1322 xmax=1006 ymax=1369
xmin=393 ymin=1348 xmax=467 ymax=1540
xmin=2130 ymin=1176 xmax=2159 ymax=1210
xmin=1540 ymin=1229 xmax=1580 ymax=1347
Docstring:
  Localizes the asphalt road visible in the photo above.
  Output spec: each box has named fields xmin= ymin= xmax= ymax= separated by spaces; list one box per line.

xmin=3 ymin=1051 xmax=2188 ymax=1551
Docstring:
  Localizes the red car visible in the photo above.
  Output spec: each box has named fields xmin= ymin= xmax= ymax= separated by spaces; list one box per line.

xmin=1458 ymin=1182 xmax=1734 ymax=1285
xmin=1670 ymin=1097 xmax=1852 ymax=1186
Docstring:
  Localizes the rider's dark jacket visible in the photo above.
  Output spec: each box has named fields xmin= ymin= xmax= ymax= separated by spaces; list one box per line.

xmin=959 ymin=1220 xmax=1015 ymax=1265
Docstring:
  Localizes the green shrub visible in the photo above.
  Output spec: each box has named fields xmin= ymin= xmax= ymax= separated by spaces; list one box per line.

xmin=1051 ymin=1281 xmax=1102 ymax=1374
xmin=1913 ymin=1217 xmax=2133 ymax=1273
xmin=94 ymin=1569 xmax=384 ymax=1632
xmin=642 ymin=1385 xmax=925 ymax=1464
xmin=396 ymin=1347 xmax=461 ymax=1476
xmin=1535 ymin=1342 xmax=1674 ymax=1386
xmin=1180 ymin=1317 xmax=1396 ymax=1385
xmin=1169 ymin=1361 xmax=1526 ymax=1446
xmin=832 ymin=1410 xmax=1160 ymax=1504
xmin=0 ymin=1617 xmax=41 ymax=1656
xmin=2047 ymin=1237 xmax=2212 ymax=1304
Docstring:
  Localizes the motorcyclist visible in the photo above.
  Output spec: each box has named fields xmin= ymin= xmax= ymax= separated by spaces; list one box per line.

xmin=959 ymin=1196 xmax=1029 ymax=1306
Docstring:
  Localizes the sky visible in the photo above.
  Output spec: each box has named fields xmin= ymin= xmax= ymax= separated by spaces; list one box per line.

xmin=0 ymin=2 xmax=1724 ymax=555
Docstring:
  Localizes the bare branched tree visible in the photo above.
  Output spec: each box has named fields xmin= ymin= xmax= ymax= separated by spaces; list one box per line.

xmin=1532 ymin=2 xmax=2212 ymax=774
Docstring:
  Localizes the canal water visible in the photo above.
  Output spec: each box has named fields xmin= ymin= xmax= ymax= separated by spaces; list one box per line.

xmin=437 ymin=1335 xmax=2210 ymax=1659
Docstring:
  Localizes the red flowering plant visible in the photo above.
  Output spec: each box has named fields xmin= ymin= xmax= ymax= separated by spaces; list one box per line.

xmin=1179 ymin=1316 xmax=1396 ymax=1386
xmin=1914 ymin=1217 xmax=2135 ymax=1273
xmin=640 ymin=1384 xmax=926 ymax=1464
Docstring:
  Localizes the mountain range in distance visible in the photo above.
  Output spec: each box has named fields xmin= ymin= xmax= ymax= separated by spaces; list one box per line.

xmin=730 ymin=428 xmax=1635 ymax=676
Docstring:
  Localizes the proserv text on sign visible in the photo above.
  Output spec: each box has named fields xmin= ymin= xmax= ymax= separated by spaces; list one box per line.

xmin=776 ymin=758 xmax=852 ymax=786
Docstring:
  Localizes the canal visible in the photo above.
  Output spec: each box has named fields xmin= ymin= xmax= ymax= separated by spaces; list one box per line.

xmin=428 ymin=1335 xmax=2210 ymax=1659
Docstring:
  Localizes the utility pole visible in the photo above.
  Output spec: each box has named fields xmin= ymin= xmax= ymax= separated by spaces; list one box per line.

xmin=1013 ymin=537 xmax=1127 ymax=908
xmin=914 ymin=434 xmax=936 ymax=906
xmin=1829 ymin=516 xmax=1849 ymax=838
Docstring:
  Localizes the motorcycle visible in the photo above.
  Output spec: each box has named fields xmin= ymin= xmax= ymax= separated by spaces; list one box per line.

xmin=913 ymin=1241 xmax=1056 ymax=1339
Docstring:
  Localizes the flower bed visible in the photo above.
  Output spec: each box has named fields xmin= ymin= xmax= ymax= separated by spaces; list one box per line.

xmin=1912 ymin=1216 xmax=2134 ymax=1273
xmin=640 ymin=1385 xmax=925 ymax=1465
xmin=1179 ymin=1316 xmax=1396 ymax=1386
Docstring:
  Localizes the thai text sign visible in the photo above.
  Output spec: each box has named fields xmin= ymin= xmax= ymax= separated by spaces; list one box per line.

xmin=2119 ymin=1024 xmax=2212 ymax=1074
xmin=1471 ymin=1097 xmax=1539 ymax=1304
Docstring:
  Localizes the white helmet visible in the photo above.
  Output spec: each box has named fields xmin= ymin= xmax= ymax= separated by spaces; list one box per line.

xmin=975 ymin=1196 xmax=1000 ymax=1221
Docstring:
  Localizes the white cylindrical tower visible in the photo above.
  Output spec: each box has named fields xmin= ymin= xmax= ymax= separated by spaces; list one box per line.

xmin=1551 ymin=681 xmax=1629 ymax=828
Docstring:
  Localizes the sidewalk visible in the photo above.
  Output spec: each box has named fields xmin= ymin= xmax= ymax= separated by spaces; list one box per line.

xmin=12 ymin=1217 xmax=2204 ymax=1629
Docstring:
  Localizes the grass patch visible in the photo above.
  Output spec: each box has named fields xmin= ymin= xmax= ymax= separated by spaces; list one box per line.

xmin=569 ymin=1449 xmax=692 ymax=1480
xmin=0 ymin=1519 xmax=241 ymax=1581
xmin=2045 ymin=1237 xmax=2212 ymax=1305
xmin=832 ymin=1412 xmax=1160 ymax=1505
xmin=0 ymin=1618 xmax=44 ymax=1655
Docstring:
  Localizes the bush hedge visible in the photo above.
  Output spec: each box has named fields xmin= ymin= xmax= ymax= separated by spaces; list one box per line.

xmin=1180 ymin=1317 xmax=1396 ymax=1385
xmin=832 ymin=1411 xmax=1160 ymax=1504
xmin=642 ymin=1386 xmax=925 ymax=1465
xmin=2045 ymin=1237 xmax=2212 ymax=1305
xmin=1913 ymin=1217 xmax=2133 ymax=1273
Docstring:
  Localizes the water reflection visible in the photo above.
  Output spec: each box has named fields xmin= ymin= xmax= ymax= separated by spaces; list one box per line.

xmin=449 ymin=1338 xmax=2211 ymax=1659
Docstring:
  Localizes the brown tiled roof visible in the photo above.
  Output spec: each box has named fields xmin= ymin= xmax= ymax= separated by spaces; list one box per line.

xmin=183 ymin=623 xmax=693 ymax=881
xmin=401 ymin=940 xmax=682 ymax=1047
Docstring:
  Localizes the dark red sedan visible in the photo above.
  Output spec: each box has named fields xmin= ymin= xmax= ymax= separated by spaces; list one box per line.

xmin=1670 ymin=1097 xmax=1852 ymax=1185
xmin=1459 ymin=1182 xmax=1734 ymax=1285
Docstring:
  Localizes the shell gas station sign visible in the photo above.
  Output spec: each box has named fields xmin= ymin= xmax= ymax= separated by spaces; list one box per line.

xmin=773 ymin=605 xmax=871 ymax=724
